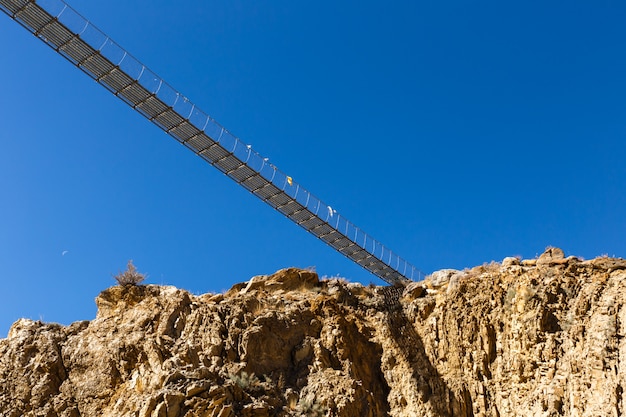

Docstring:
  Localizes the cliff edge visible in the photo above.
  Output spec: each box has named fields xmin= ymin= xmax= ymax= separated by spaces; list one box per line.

xmin=1 ymin=248 xmax=625 ymax=416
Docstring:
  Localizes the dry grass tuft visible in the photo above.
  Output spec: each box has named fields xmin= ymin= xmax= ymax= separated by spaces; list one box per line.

xmin=113 ymin=260 xmax=146 ymax=286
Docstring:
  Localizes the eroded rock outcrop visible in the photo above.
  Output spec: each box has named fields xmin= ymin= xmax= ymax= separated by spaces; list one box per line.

xmin=1 ymin=252 xmax=625 ymax=416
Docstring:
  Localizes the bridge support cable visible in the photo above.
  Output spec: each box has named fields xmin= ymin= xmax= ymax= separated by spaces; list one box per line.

xmin=0 ymin=0 xmax=425 ymax=285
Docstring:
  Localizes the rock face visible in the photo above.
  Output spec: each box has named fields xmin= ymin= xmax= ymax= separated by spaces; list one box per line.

xmin=1 ymin=251 xmax=626 ymax=416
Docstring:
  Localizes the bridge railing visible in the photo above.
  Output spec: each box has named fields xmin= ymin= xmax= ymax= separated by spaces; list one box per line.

xmin=1 ymin=0 xmax=425 ymax=284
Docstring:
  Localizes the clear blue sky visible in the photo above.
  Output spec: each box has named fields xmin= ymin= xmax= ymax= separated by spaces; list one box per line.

xmin=1 ymin=0 xmax=625 ymax=336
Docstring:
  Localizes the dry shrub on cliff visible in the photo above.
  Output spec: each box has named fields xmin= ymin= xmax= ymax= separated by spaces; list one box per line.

xmin=113 ymin=260 xmax=146 ymax=286
xmin=296 ymin=395 xmax=326 ymax=416
xmin=227 ymin=371 xmax=262 ymax=391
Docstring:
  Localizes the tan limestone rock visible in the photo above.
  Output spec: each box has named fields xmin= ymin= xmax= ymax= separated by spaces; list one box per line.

xmin=1 ymin=256 xmax=626 ymax=416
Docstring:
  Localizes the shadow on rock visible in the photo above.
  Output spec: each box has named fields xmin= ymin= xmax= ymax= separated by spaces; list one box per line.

xmin=382 ymin=285 xmax=472 ymax=417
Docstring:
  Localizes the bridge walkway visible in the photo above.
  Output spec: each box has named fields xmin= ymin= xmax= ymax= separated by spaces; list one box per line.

xmin=0 ymin=0 xmax=425 ymax=285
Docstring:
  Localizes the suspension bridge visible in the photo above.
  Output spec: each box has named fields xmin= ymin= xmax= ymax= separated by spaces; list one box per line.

xmin=0 ymin=0 xmax=425 ymax=285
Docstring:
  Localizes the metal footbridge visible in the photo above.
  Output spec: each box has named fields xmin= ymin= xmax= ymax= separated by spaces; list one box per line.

xmin=1 ymin=0 xmax=424 ymax=285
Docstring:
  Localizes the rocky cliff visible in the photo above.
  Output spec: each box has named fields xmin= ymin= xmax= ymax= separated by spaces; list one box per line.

xmin=1 ymin=248 xmax=625 ymax=416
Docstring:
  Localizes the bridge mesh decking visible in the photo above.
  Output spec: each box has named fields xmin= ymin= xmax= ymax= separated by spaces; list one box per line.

xmin=1 ymin=0 xmax=425 ymax=285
